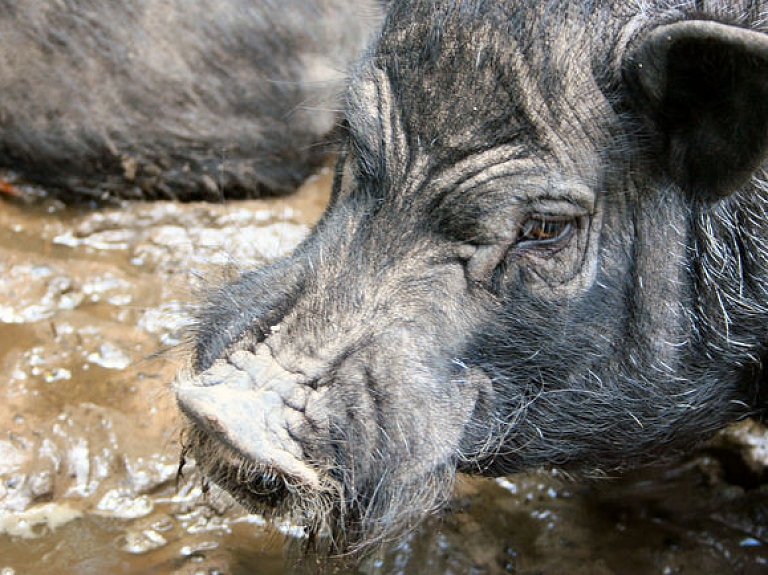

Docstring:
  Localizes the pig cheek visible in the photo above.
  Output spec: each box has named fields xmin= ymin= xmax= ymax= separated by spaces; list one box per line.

xmin=420 ymin=376 xmax=483 ymax=460
xmin=301 ymin=373 xmax=482 ymax=479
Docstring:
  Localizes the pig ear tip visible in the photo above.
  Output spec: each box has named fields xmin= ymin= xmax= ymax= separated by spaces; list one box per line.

xmin=625 ymin=20 xmax=768 ymax=201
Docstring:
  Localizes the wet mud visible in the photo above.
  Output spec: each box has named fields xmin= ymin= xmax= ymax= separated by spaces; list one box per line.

xmin=1 ymin=170 xmax=767 ymax=575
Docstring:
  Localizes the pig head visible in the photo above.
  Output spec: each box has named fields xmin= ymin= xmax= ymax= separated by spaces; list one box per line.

xmin=176 ymin=0 xmax=768 ymax=550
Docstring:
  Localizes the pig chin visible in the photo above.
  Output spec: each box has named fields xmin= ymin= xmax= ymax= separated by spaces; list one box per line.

xmin=174 ymin=342 xmax=479 ymax=549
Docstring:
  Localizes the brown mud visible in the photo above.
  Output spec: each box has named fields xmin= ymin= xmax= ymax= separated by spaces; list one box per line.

xmin=1 ymin=170 xmax=767 ymax=575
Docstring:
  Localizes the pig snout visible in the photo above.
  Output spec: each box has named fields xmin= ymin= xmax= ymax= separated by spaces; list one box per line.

xmin=176 ymin=346 xmax=323 ymax=493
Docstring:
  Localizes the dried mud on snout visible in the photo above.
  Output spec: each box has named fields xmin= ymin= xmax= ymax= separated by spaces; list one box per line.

xmin=177 ymin=347 xmax=324 ymax=489
xmin=1 ymin=171 xmax=768 ymax=574
xmin=176 ymin=345 xmax=343 ymax=532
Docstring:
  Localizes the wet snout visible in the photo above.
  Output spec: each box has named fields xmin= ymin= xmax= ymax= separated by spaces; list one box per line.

xmin=175 ymin=345 xmax=322 ymax=490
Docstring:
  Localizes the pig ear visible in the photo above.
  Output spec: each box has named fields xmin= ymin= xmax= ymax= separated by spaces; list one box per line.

xmin=624 ymin=21 xmax=768 ymax=200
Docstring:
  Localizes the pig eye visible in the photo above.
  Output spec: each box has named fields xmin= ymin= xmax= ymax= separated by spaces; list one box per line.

xmin=518 ymin=217 xmax=574 ymax=246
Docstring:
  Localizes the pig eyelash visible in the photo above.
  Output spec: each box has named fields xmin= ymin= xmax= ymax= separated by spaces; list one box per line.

xmin=486 ymin=216 xmax=578 ymax=292
xmin=517 ymin=216 xmax=575 ymax=247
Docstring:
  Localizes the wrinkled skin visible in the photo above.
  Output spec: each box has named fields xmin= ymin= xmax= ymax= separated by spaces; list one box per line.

xmin=176 ymin=0 xmax=768 ymax=551
xmin=0 ymin=0 xmax=380 ymax=201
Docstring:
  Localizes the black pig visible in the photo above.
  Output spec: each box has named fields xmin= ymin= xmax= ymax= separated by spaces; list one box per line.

xmin=0 ymin=0 xmax=379 ymax=201
xmin=176 ymin=0 xmax=768 ymax=551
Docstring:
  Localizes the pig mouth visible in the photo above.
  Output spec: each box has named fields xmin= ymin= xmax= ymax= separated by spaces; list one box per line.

xmin=175 ymin=347 xmax=339 ymax=526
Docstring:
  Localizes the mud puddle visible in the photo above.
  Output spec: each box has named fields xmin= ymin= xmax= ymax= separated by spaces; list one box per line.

xmin=1 ymin=169 xmax=767 ymax=575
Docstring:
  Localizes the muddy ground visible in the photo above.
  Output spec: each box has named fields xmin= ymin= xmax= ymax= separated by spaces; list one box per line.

xmin=1 ymin=170 xmax=767 ymax=575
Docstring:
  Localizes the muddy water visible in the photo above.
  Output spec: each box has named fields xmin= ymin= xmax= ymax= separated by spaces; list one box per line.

xmin=1 ymin=170 xmax=767 ymax=575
